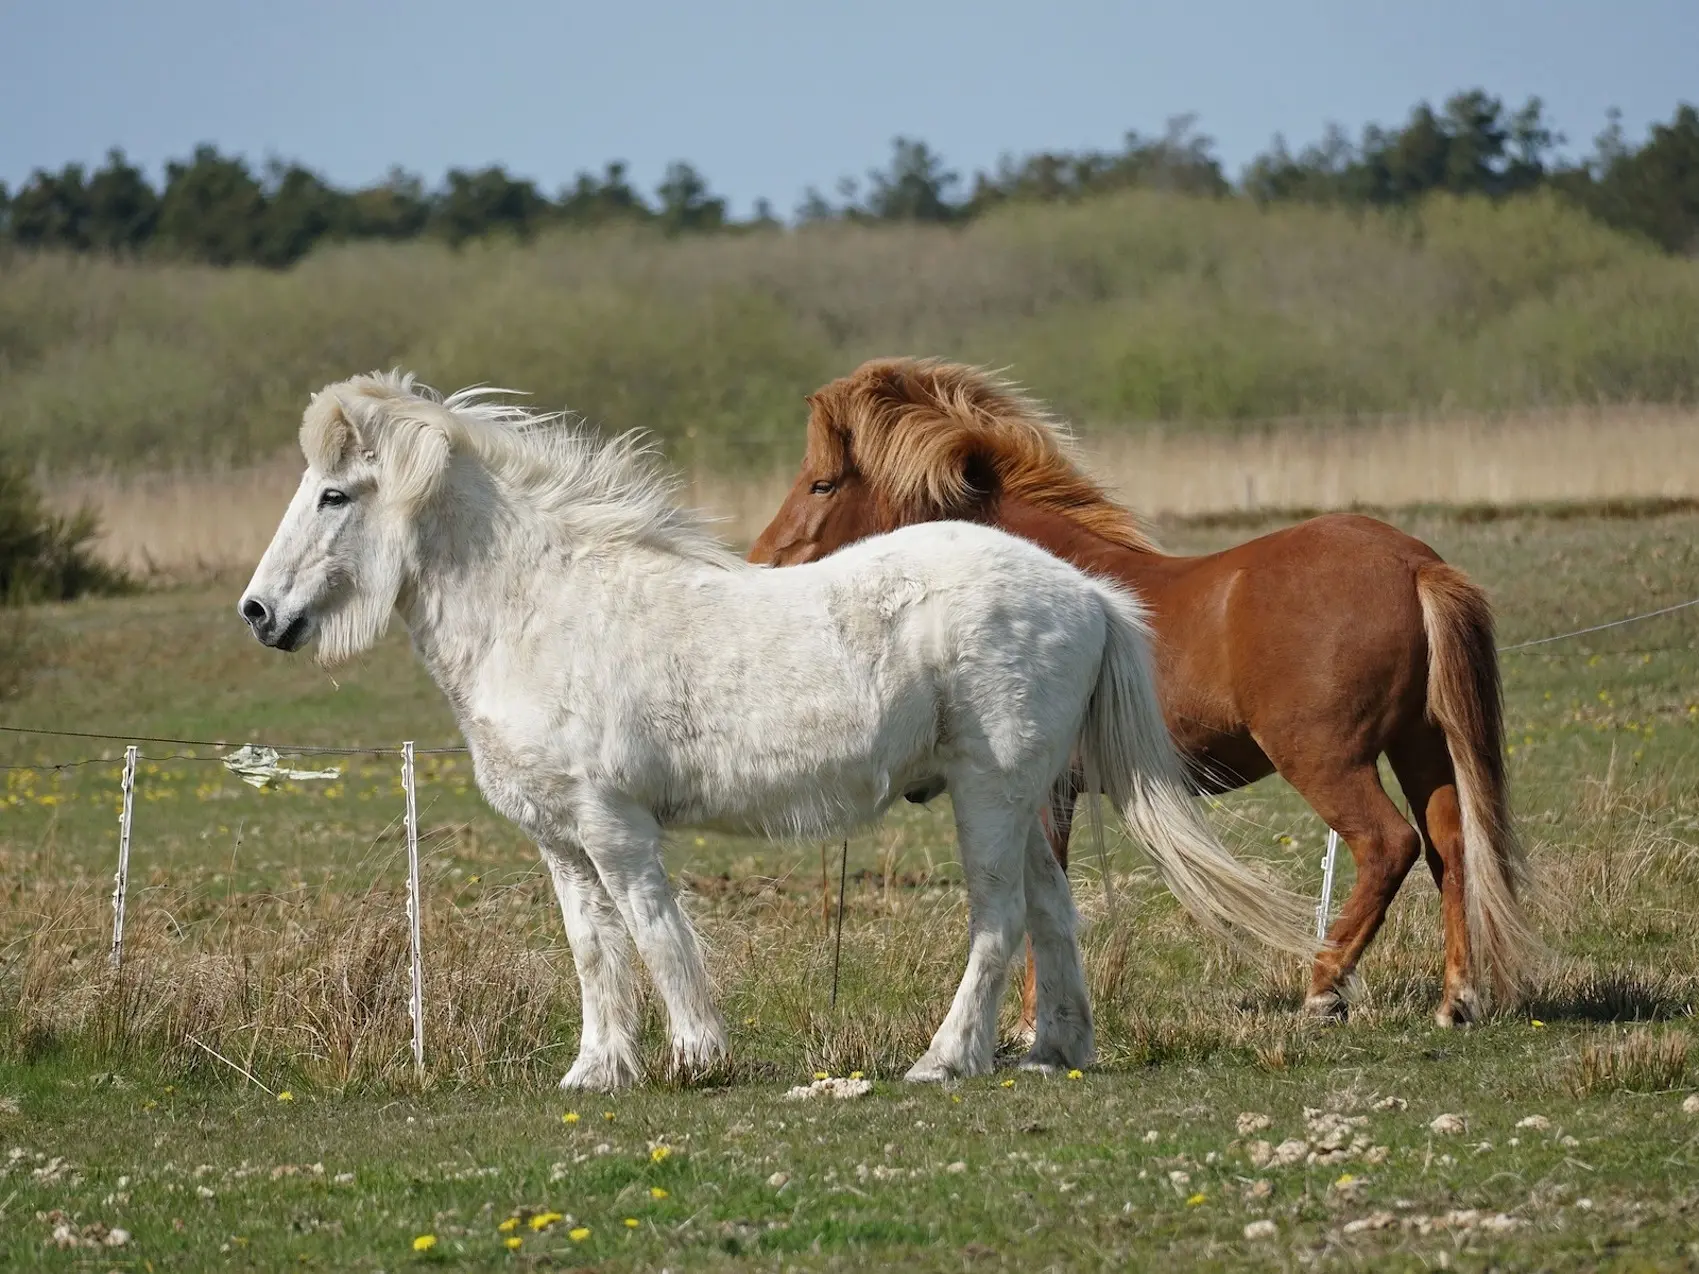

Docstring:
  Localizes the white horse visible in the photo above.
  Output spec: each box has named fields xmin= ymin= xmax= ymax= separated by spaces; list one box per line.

xmin=240 ymin=372 xmax=1314 ymax=1090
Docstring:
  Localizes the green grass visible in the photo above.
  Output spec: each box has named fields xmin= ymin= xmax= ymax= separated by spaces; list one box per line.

xmin=2 ymin=506 xmax=1698 ymax=1269
xmin=5 ymin=191 xmax=1699 ymax=475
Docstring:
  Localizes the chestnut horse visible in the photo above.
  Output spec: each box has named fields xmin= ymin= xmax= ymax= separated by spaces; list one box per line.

xmin=749 ymin=357 xmax=1539 ymax=1030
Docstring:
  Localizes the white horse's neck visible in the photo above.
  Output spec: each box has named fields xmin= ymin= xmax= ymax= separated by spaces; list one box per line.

xmin=395 ymin=467 xmax=689 ymax=724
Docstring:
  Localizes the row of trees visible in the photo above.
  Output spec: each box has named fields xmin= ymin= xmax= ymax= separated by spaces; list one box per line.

xmin=3 ymin=91 xmax=1695 ymax=266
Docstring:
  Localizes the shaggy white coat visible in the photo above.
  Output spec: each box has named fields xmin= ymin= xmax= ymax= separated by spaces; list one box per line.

xmin=240 ymin=373 xmax=1312 ymax=1090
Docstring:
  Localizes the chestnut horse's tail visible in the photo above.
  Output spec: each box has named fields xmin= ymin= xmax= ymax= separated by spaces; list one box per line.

xmin=1079 ymin=581 xmax=1317 ymax=958
xmin=1416 ymin=563 xmax=1541 ymax=1005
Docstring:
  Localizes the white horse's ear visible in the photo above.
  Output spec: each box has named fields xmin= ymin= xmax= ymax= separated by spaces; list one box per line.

xmin=301 ymin=393 xmax=367 ymax=470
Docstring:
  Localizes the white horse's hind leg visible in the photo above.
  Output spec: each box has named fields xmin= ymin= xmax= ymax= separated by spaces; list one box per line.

xmin=1019 ymin=815 xmax=1094 ymax=1072
xmin=906 ymin=782 xmax=1027 ymax=1082
xmin=541 ymin=840 xmax=645 ymax=1091
xmin=576 ymin=798 xmax=728 ymax=1076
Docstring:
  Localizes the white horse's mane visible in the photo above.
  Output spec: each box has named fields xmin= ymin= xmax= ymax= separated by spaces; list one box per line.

xmin=311 ymin=370 xmax=740 ymax=568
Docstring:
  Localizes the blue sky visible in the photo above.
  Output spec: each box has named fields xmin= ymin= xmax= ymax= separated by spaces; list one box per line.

xmin=2 ymin=0 xmax=1693 ymax=217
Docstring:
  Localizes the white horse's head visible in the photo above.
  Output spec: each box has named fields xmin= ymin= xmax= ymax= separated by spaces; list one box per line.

xmin=240 ymin=374 xmax=451 ymax=665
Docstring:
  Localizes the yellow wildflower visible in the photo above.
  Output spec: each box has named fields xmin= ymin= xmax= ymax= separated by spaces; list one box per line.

xmin=650 ymin=1145 xmax=672 ymax=1164
xmin=849 ymin=1071 xmax=864 ymax=1080
xmin=569 ymin=1227 xmax=590 ymax=1242
xmin=813 ymin=1071 xmax=829 ymax=1081
xmin=1186 ymin=1193 xmax=1206 ymax=1207
xmin=277 ymin=1091 xmax=294 ymax=1102
xmin=1531 ymin=1019 xmax=1546 ymax=1029
xmin=1067 ymin=1069 xmax=1084 ymax=1080
xmin=1000 ymin=1079 xmax=1015 ymax=1088
xmin=530 ymin=1211 xmax=563 ymax=1231
xmin=497 ymin=1217 xmax=519 ymax=1233
xmin=603 ymin=1111 xmax=616 ymax=1122
xmin=649 ymin=1186 xmax=669 ymax=1200
xmin=412 ymin=1234 xmax=437 ymax=1251
xmin=624 ymin=1218 xmax=639 ymax=1229
xmin=562 ymin=1110 xmax=580 ymax=1124
xmin=504 ymin=1236 xmax=521 ymax=1250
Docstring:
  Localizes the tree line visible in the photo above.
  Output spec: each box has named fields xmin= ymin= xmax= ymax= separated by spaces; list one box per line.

xmin=2 ymin=89 xmax=1695 ymax=267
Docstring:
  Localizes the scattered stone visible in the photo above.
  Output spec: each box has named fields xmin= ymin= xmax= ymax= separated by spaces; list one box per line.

xmin=1683 ymin=1094 xmax=1699 ymax=1116
xmin=1577 ymin=1197 xmax=1594 ymax=1211
xmin=785 ymin=1077 xmax=873 ymax=1101
xmin=1168 ymin=1170 xmax=1191 ymax=1188
xmin=766 ymin=1171 xmax=790 ymax=1189
xmin=1271 ymin=1139 xmax=1309 ymax=1167
xmin=946 ymin=1161 xmax=967 ymax=1174
xmin=1429 ymin=1113 xmax=1466 ymax=1135
xmin=1243 ymin=1219 xmax=1277 ymax=1240
xmin=1560 ymin=1135 xmax=1580 ymax=1149
xmin=1372 ymin=1096 xmax=1408 ymax=1111
xmin=1142 ymin=1130 xmax=1160 ymax=1144
xmin=1244 ymin=1179 xmax=1272 ymax=1200
xmin=1516 ymin=1114 xmax=1551 ymax=1131
xmin=1237 ymin=1112 xmax=1273 ymax=1136
xmin=1361 ymin=1145 xmax=1390 ymax=1165
xmin=1342 ymin=1211 xmax=1396 ymax=1235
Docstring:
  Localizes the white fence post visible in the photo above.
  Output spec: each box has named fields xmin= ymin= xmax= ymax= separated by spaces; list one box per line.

xmin=109 ymin=744 xmax=139 ymax=969
xmin=1316 ymin=828 xmax=1340 ymax=940
xmin=401 ymin=741 xmax=425 ymax=1080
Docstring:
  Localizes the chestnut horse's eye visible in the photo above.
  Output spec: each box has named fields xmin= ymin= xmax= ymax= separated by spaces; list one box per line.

xmin=809 ymin=480 xmax=836 ymax=495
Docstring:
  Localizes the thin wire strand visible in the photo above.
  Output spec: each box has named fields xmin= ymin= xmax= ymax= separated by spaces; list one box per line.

xmin=1498 ymin=597 xmax=1699 ymax=652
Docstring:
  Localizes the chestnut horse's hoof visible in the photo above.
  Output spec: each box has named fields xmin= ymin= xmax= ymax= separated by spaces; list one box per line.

xmin=1434 ymin=986 xmax=1481 ymax=1029
xmin=1303 ymin=989 xmax=1349 ymax=1022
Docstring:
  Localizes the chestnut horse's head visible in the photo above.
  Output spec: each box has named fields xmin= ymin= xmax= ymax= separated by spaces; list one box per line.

xmin=748 ymin=357 xmax=1156 ymax=565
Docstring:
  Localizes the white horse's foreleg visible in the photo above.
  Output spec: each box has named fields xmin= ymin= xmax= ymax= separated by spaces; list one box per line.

xmin=540 ymin=839 xmax=644 ymax=1091
xmin=906 ymin=782 xmax=1027 ymax=1082
xmin=576 ymin=798 xmax=728 ymax=1075
xmin=1019 ymin=815 xmax=1094 ymax=1071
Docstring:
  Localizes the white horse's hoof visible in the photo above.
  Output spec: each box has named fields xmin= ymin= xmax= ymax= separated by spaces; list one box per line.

xmin=904 ymin=1053 xmax=964 ymax=1083
xmin=559 ymin=1052 xmax=642 ymax=1092
xmin=669 ymin=1030 xmax=729 ymax=1079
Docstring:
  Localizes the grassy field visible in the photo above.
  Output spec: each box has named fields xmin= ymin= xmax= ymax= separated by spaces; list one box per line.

xmin=2 ymin=502 xmax=1697 ymax=1269
xmin=6 ymin=190 xmax=1699 ymax=480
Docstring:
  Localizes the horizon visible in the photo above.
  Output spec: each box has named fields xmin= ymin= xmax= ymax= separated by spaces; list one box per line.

xmin=3 ymin=0 xmax=1695 ymax=218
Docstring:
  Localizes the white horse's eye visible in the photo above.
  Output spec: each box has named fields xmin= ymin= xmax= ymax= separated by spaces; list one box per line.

xmin=318 ymin=488 xmax=350 ymax=511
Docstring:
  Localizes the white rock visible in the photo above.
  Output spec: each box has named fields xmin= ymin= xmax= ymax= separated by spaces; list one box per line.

xmin=767 ymin=1171 xmax=790 ymax=1189
xmin=1372 ymin=1095 xmax=1408 ymax=1111
xmin=104 ymin=1228 xmax=131 ymax=1248
xmin=1237 ymin=1112 xmax=1272 ymax=1135
xmin=1243 ymin=1219 xmax=1277 ymax=1240
xmin=784 ymin=1077 xmax=873 ymax=1101
xmin=1142 ymin=1129 xmax=1160 ymax=1143
xmin=1342 ymin=1211 xmax=1396 ymax=1235
xmin=1683 ymin=1094 xmax=1699 ymax=1115
xmin=946 ymin=1161 xmax=967 ymax=1174
xmin=1429 ymin=1113 xmax=1466 ymax=1135
xmin=1515 ymin=1114 xmax=1551 ymax=1131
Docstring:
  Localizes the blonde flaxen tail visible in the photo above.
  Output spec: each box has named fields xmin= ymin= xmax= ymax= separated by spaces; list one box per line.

xmin=1417 ymin=563 xmax=1544 ymax=1006
xmin=1080 ymin=581 xmax=1319 ymax=959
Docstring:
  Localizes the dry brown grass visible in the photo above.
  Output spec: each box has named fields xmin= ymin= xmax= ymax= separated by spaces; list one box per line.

xmin=45 ymin=406 xmax=1699 ymax=579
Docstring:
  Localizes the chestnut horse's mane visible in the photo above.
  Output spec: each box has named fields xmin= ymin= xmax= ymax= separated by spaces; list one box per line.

xmin=810 ymin=357 xmax=1161 ymax=553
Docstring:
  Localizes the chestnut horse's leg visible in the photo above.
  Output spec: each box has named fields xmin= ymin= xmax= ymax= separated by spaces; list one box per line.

xmin=1019 ymin=771 xmax=1081 ymax=1040
xmin=1390 ymin=733 xmax=1477 ymax=1026
xmin=1275 ymin=759 xmax=1424 ymax=1019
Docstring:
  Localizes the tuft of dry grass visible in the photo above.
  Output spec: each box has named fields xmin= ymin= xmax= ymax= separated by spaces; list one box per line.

xmin=1565 ymin=1028 xmax=1692 ymax=1096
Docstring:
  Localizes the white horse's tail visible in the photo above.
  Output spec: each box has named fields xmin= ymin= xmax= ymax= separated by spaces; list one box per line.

xmin=1079 ymin=582 xmax=1319 ymax=958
